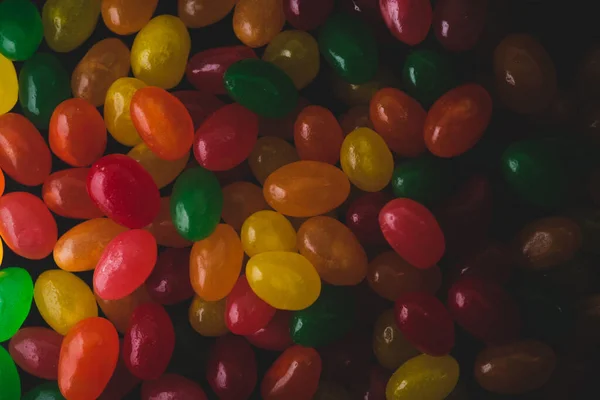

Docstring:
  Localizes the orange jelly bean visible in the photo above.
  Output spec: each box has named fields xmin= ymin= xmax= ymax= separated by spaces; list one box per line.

xmin=264 ymin=161 xmax=351 ymax=217
xmin=0 ymin=168 xmax=4 ymax=196
xmin=294 ymin=105 xmax=344 ymax=165
xmin=146 ymin=197 xmax=193 ymax=248
xmin=130 ymin=87 xmax=194 ymax=161
xmin=178 ymin=0 xmax=237 ymax=28
xmin=42 ymin=168 xmax=104 ymax=219
xmin=58 ymin=317 xmax=119 ymax=400
xmin=222 ymin=182 xmax=270 ymax=231
xmin=233 ymin=0 xmax=285 ymax=48
xmin=95 ymin=286 xmax=153 ymax=333
xmin=0 ymin=113 xmax=52 ymax=186
xmin=101 ymin=0 xmax=158 ymax=35
xmin=190 ymin=224 xmax=244 ymax=301
xmin=248 ymin=136 xmax=299 ymax=184
xmin=49 ymin=98 xmax=107 ymax=167
xmin=424 ymin=83 xmax=492 ymax=158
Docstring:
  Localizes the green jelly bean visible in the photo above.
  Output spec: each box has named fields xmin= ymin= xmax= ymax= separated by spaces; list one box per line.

xmin=224 ymin=59 xmax=298 ymax=119
xmin=0 ymin=346 xmax=20 ymax=400
xmin=171 ymin=167 xmax=223 ymax=241
xmin=22 ymin=382 xmax=65 ymax=400
xmin=0 ymin=0 xmax=44 ymax=61
xmin=391 ymin=156 xmax=456 ymax=207
xmin=18 ymin=52 xmax=71 ymax=128
xmin=290 ymin=285 xmax=355 ymax=347
xmin=319 ymin=13 xmax=378 ymax=84
xmin=402 ymin=49 xmax=456 ymax=107
xmin=0 ymin=267 xmax=34 ymax=342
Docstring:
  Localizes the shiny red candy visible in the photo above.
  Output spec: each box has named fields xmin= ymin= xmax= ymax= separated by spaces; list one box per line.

xmin=284 ymin=0 xmax=335 ymax=30
xmin=206 ymin=335 xmax=257 ymax=400
xmin=245 ymin=311 xmax=293 ymax=351
xmin=226 ymin=275 xmax=276 ymax=335
xmin=433 ymin=0 xmax=487 ymax=52
xmin=9 ymin=327 xmax=62 ymax=380
xmin=380 ymin=0 xmax=432 ymax=45
xmin=346 ymin=192 xmax=392 ymax=248
xmin=172 ymin=90 xmax=225 ymax=130
xmin=87 ymin=154 xmax=160 ymax=229
xmin=261 ymin=345 xmax=321 ymax=400
xmin=142 ymin=374 xmax=208 ymax=400
xmin=42 ymin=168 xmax=103 ymax=219
xmin=145 ymin=248 xmax=195 ymax=305
xmin=99 ymin=354 xmax=141 ymax=400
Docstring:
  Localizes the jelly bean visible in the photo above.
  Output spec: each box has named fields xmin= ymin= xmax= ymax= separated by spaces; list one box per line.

xmin=23 ymin=382 xmax=65 ymax=400
xmin=345 ymin=192 xmax=390 ymax=248
xmin=0 ymin=346 xmax=20 ymax=400
xmin=141 ymin=373 xmax=208 ymax=400
xmin=101 ymin=0 xmax=157 ymax=35
xmin=261 ymin=345 xmax=321 ymax=400
xmin=58 ymin=317 xmax=119 ymax=400
xmin=284 ymin=0 xmax=334 ymax=30
xmin=0 ymin=169 xmax=4 ymax=197
xmin=567 ymin=208 xmax=600 ymax=255
xmin=370 ymin=88 xmax=426 ymax=157
xmin=146 ymin=197 xmax=193 ymax=248
xmin=402 ymin=49 xmax=456 ymax=107
xmin=18 ymin=53 xmax=70 ymax=128
xmin=94 ymin=230 xmax=157 ymax=300
xmin=391 ymin=156 xmax=455 ymax=207
xmin=291 ymin=285 xmax=354 ymax=347
xmin=189 ymin=296 xmax=229 ymax=337
xmin=494 ymin=34 xmax=557 ymax=114
xmin=0 ymin=192 xmax=57 ymax=260
xmin=395 ymin=292 xmax=454 ymax=356
xmin=178 ymin=0 xmax=236 ymax=28
xmin=233 ymin=0 xmax=285 ymax=48
xmin=222 ymin=182 xmax=270 ymax=231
xmin=34 ymin=270 xmax=98 ymax=335
xmin=131 ymin=86 xmax=194 ymax=161
xmin=424 ymin=84 xmax=492 ymax=157
xmin=146 ymin=248 xmax=194 ymax=305
xmin=225 ymin=59 xmax=299 ymax=118
xmin=341 ymin=128 xmax=394 ymax=192
xmin=294 ymin=105 xmax=343 ymax=164
xmin=171 ymin=167 xmax=223 ymax=241
xmin=0 ymin=55 xmax=18 ymax=115
xmin=95 ymin=285 xmax=152 ymax=333
xmin=71 ymin=38 xmax=130 ymax=107
xmin=320 ymin=332 xmax=372 ymax=386
xmin=49 ymin=98 xmax=107 ymax=167
xmin=9 ymin=327 xmax=62 ymax=380
xmin=432 ymin=0 xmax=487 ymax=52
xmin=98 ymin=354 xmax=141 ymax=400
xmin=0 ymin=0 xmax=43 ymax=61
xmin=297 ymin=216 xmax=367 ymax=285
xmin=242 ymin=211 xmax=296 ymax=256
xmin=42 ymin=0 xmax=101 ymax=52
xmin=448 ymin=276 xmax=521 ymax=344
xmin=131 ymin=15 xmax=191 ymax=89
xmin=350 ymin=365 xmax=389 ymax=400
xmin=319 ymin=13 xmax=378 ymax=84
xmin=386 ymin=354 xmax=459 ymax=400
xmin=123 ymin=303 xmax=175 ymax=379
xmin=263 ymin=30 xmax=320 ymax=90
xmin=207 ymin=335 xmax=257 ymax=399
xmin=474 ymin=340 xmax=556 ymax=394
xmin=104 ymin=77 xmax=146 ymax=146
xmin=172 ymin=90 xmax=225 ymax=130
xmin=128 ymin=143 xmax=189 ymax=189
xmin=186 ymin=46 xmax=257 ymax=95
xmin=380 ymin=0 xmax=432 ymax=46
xmin=379 ymin=198 xmax=445 ymax=269
xmin=368 ymin=251 xmax=441 ymax=301
xmin=246 ymin=310 xmax=293 ymax=351
xmin=249 ymin=136 xmax=299 ymax=184
xmin=259 ymin=97 xmax=311 ymax=140
xmin=226 ymin=275 xmax=276 ymax=335
xmin=372 ymin=309 xmax=419 ymax=370
xmin=246 ymin=252 xmax=321 ymax=310
xmin=448 ymin=241 xmax=513 ymax=285
xmin=88 ymin=154 xmax=161 ymax=229
xmin=339 ymin=105 xmax=374 ymax=135
xmin=0 ymin=268 xmax=33 ymax=342
xmin=264 ymin=161 xmax=350 ymax=217
xmin=42 ymin=169 xmax=102 ymax=219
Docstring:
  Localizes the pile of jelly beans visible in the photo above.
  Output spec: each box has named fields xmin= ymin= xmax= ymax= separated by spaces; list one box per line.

xmin=1 ymin=0 xmax=600 ymax=399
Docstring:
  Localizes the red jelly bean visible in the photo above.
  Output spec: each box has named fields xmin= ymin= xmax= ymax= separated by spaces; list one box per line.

xmin=0 ymin=192 xmax=57 ymax=260
xmin=9 ymin=327 xmax=62 ymax=380
xmin=350 ymin=364 xmax=389 ymax=400
xmin=145 ymin=248 xmax=194 ymax=305
xmin=87 ymin=154 xmax=160 ymax=229
xmin=284 ymin=0 xmax=335 ymax=30
xmin=380 ymin=0 xmax=432 ymax=46
xmin=172 ymin=90 xmax=225 ymax=130
xmin=142 ymin=374 xmax=208 ymax=400
xmin=294 ymin=105 xmax=344 ymax=165
xmin=345 ymin=191 xmax=392 ymax=248
xmin=261 ymin=345 xmax=321 ymax=400
xmin=206 ymin=335 xmax=257 ymax=400
xmin=123 ymin=303 xmax=175 ymax=380
xmin=260 ymin=97 xmax=310 ymax=141
xmin=394 ymin=292 xmax=455 ymax=356
xmin=98 ymin=354 xmax=141 ymax=400
xmin=94 ymin=230 xmax=158 ymax=300
xmin=448 ymin=276 xmax=521 ymax=345
xmin=42 ymin=168 xmax=103 ymax=220
xmin=245 ymin=311 xmax=293 ymax=351
xmin=186 ymin=46 xmax=257 ymax=95
xmin=379 ymin=198 xmax=445 ymax=269
xmin=226 ymin=275 xmax=276 ymax=335
xmin=194 ymin=103 xmax=259 ymax=171
xmin=448 ymin=241 xmax=513 ymax=285
xmin=433 ymin=0 xmax=487 ymax=52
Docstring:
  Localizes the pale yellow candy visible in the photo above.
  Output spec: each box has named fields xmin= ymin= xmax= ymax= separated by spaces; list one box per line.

xmin=128 ymin=142 xmax=189 ymax=189
xmin=104 ymin=77 xmax=146 ymax=146
xmin=0 ymin=54 xmax=18 ymax=115
xmin=241 ymin=210 xmax=296 ymax=257
xmin=42 ymin=0 xmax=101 ymax=53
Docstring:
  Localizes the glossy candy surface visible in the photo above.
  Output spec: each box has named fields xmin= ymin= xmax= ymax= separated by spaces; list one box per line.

xmin=206 ymin=335 xmax=257 ymax=399
xmin=433 ymin=0 xmax=487 ymax=52
xmin=101 ymin=0 xmax=158 ymax=35
xmin=226 ymin=275 xmax=276 ymax=335
xmin=141 ymin=373 xmax=208 ymax=400
xmin=249 ymin=136 xmax=299 ymax=184
xmin=42 ymin=0 xmax=101 ymax=53
xmin=0 ymin=0 xmax=43 ymax=61
xmin=188 ymin=296 xmax=229 ymax=337
xmin=9 ymin=327 xmax=62 ymax=380
xmin=173 ymin=90 xmax=225 ymax=130
xmin=345 ymin=192 xmax=391 ymax=247
xmin=0 ymin=346 xmax=20 ymax=400
xmin=0 ymin=55 xmax=18 ymax=115
xmin=294 ymin=105 xmax=344 ymax=164
xmin=233 ymin=0 xmax=285 ymax=48
xmin=261 ymin=345 xmax=321 ymax=400
xmin=0 ymin=268 xmax=33 ymax=342
xmin=178 ymin=0 xmax=236 ymax=28
xmin=402 ymin=49 xmax=456 ymax=107
xmin=284 ymin=0 xmax=334 ymax=30
xmin=380 ymin=0 xmax=432 ymax=45
xmin=95 ymin=286 xmax=152 ymax=333
xmin=146 ymin=197 xmax=193 ymax=248
xmin=242 ymin=211 xmax=297 ymax=256
xmin=222 ymin=182 xmax=270 ymax=231
xmin=146 ymin=248 xmax=194 ymax=305
xmin=104 ymin=77 xmax=146 ymax=146
xmin=373 ymin=309 xmax=419 ymax=370
xmin=128 ymin=143 xmax=189 ymax=189
xmin=246 ymin=310 xmax=293 ymax=351
xmin=42 ymin=169 xmax=103 ymax=219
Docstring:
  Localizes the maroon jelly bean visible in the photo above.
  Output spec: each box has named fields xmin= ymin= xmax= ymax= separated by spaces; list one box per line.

xmin=448 ymin=241 xmax=514 ymax=285
xmin=245 ymin=311 xmax=293 ymax=351
xmin=8 ymin=327 xmax=62 ymax=380
xmin=345 ymin=191 xmax=391 ymax=248
xmin=226 ymin=275 xmax=276 ymax=335
xmin=206 ymin=335 xmax=257 ymax=400
xmin=432 ymin=0 xmax=487 ymax=52
xmin=284 ymin=0 xmax=335 ymax=30
xmin=172 ymin=90 xmax=225 ymax=130
xmin=380 ymin=0 xmax=432 ymax=46
xmin=145 ymin=248 xmax=195 ymax=305
xmin=141 ymin=374 xmax=208 ymax=400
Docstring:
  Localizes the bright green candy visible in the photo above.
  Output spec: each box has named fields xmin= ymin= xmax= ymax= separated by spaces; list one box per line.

xmin=224 ymin=59 xmax=298 ymax=119
xmin=391 ymin=156 xmax=456 ymax=207
xmin=290 ymin=285 xmax=354 ymax=347
xmin=22 ymin=382 xmax=65 ymax=400
xmin=0 ymin=346 xmax=20 ymax=400
xmin=0 ymin=267 xmax=34 ymax=342
xmin=0 ymin=0 xmax=43 ymax=61
xmin=18 ymin=52 xmax=71 ymax=128
xmin=402 ymin=49 xmax=456 ymax=108
xmin=319 ymin=13 xmax=378 ymax=85
xmin=171 ymin=167 xmax=223 ymax=241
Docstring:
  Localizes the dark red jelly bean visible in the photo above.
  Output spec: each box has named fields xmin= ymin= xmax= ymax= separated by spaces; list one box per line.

xmin=99 ymin=351 xmax=141 ymax=400
xmin=345 ymin=192 xmax=392 ymax=248
xmin=350 ymin=364 xmax=390 ymax=400
xmin=261 ymin=345 xmax=321 ymax=400
xmin=8 ymin=327 xmax=62 ymax=380
xmin=226 ymin=275 xmax=276 ymax=335
xmin=141 ymin=373 xmax=208 ymax=400
xmin=432 ymin=0 xmax=487 ymax=52
xmin=320 ymin=332 xmax=372 ymax=386
xmin=448 ymin=241 xmax=513 ymax=285
xmin=245 ymin=311 xmax=293 ymax=351
xmin=380 ymin=0 xmax=432 ymax=46
xmin=87 ymin=154 xmax=160 ymax=229
xmin=145 ymin=248 xmax=195 ymax=305
xmin=206 ymin=335 xmax=257 ymax=400
xmin=284 ymin=0 xmax=335 ymax=30
xmin=172 ymin=90 xmax=225 ymax=130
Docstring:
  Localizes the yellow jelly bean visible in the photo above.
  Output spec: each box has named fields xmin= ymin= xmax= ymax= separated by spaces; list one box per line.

xmin=131 ymin=15 xmax=191 ymax=89
xmin=386 ymin=354 xmax=460 ymax=400
xmin=34 ymin=269 xmax=98 ymax=335
xmin=128 ymin=142 xmax=189 ymax=189
xmin=42 ymin=0 xmax=101 ymax=53
xmin=188 ymin=296 xmax=229 ymax=337
xmin=246 ymin=251 xmax=321 ymax=310
xmin=104 ymin=77 xmax=146 ymax=146
xmin=241 ymin=210 xmax=296 ymax=257
xmin=0 ymin=54 xmax=18 ymax=115
xmin=340 ymin=127 xmax=394 ymax=192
